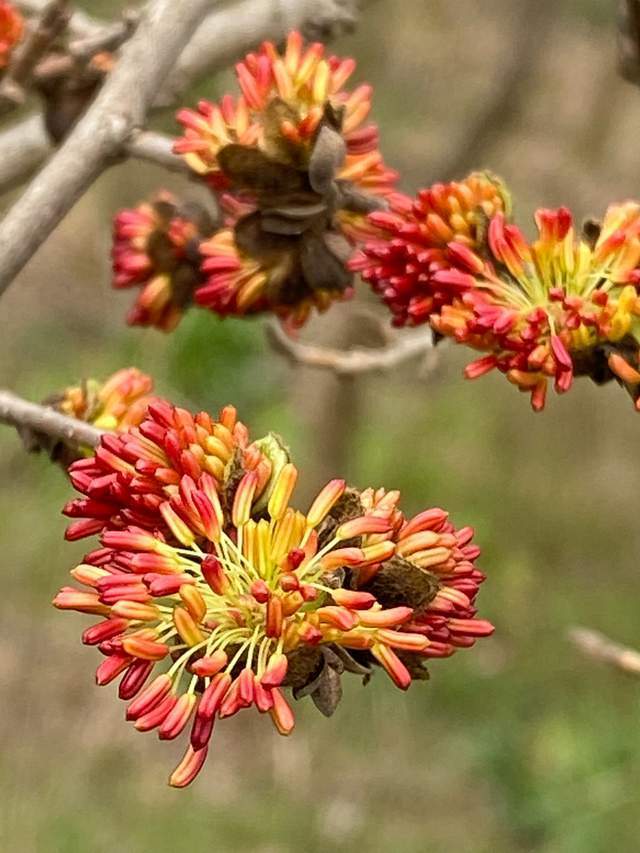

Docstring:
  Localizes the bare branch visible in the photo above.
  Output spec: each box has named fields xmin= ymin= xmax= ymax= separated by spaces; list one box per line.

xmin=0 ymin=0 xmax=213 ymax=298
xmin=124 ymin=129 xmax=189 ymax=175
xmin=0 ymin=113 xmax=50 ymax=193
xmin=162 ymin=0 xmax=360 ymax=104
xmin=438 ymin=0 xmax=552 ymax=179
xmin=0 ymin=389 xmax=102 ymax=448
xmin=0 ymin=0 xmax=70 ymax=115
xmin=68 ymin=11 xmax=139 ymax=62
xmin=619 ymin=0 xmax=640 ymax=84
xmin=266 ymin=318 xmax=435 ymax=376
xmin=14 ymin=0 xmax=103 ymax=38
xmin=568 ymin=626 xmax=640 ymax=676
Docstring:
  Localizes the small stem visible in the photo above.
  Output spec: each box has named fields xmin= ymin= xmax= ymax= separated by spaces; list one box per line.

xmin=0 ymin=388 xmax=103 ymax=449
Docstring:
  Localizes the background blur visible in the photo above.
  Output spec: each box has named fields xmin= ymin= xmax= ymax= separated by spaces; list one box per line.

xmin=2 ymin=1 xmax=640 ymax=851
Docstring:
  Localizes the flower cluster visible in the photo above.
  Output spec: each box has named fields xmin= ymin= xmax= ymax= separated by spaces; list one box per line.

xmin=55 ymin=399 xmax=493 ymax=787
xmin=112 ymin=193 xmax=214 ymax=330
xmin=114 ymin=31 xmax=400 ymax=330
xmin=355 ymin=173 xmax=640 ymax=410
xmin=54 ymin=367 xmax=155 ymax=433
xmin=350 ymin=172 xmax=509 ymax=326
xmin=433 ymin=204 xmax=640 ymax=411
xmin=0 ymin=2 xmax=22 ymax=70
xmin=21 ymin=368 xmax=156 ymax=467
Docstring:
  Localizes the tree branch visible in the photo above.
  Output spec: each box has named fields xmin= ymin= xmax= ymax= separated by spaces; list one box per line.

xmin=266 ymin=318 xmax=436 ymax=376
xmin=14 ymin=0 xmax=103 ymax=38
xmin=0 ymin=0 xmax=70 ymax=115
xmin=0 ymin=0 xmax=362 ymax=194
xmin=161 ymin=0 xmax=359 ymax=105
xmin=0 ymin=389 xmax=102 ymax=448
xmin=124 ymin=129 xmax=189 ymax=175
xmin=0 ymin=113 xmax=50 ymax=193
xmin=438 ymin=0 xmax=552 ymax=180
xmin=568 ymin=626 xmax=640 ymax=676
xmin=0 ymin=0 xmax=213 ymax=299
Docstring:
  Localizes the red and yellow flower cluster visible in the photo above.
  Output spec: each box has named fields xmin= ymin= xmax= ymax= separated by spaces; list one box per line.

xmin=113 ymin=31 xmax=400 ymax=330
xmin=55 ymin=367 xmax=155 ymax=434
xmin=0 ymin=2 xmax=22 ymax=70
xmin=354 ymin=174 xmax=640 ymax=411
xmin=54 ymin=397 xmax=493 ymax=787
xmin=112 ymin=193 xmax=213 ymax=331
xmin=26 ymin=369 xmax=156 ymax=467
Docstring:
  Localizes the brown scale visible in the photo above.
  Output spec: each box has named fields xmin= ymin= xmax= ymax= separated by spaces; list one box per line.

xmin=217 ymin=99 xmax=386 ymax=309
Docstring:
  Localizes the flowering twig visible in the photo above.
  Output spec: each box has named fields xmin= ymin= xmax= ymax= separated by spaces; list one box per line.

xmin=0 ymin=388 xmax=102 ymax=448
xmin=125 ymin=130 xmax=190 ymax=175
xmin=0 ymin=0 xmax=362 ymax=196
xmin=0 ymin=0 xmax=213 ymax=299
xmin=160 ymin=0 xmax=359 ymax=105
xmin=568 ymin=626 xmax=640 ymax=676
xmin=0 ymin=0 xmax=70 ymax=115
xmin=265 ymin=318 xmax=436 ymax=376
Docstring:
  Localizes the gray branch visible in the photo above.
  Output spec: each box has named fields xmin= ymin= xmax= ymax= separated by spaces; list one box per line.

xmin=0 ymin=0 xmax=212 ymax=298
xmin=0 ymin=389 xmax=102 ymax=448
xmin=125 ymin=130 xmax=190 ymax=174
xmin=568 ymin=626 xmax=640 ymax=676
xmin=161 ymin=0 xmax=359 ymax=104
xmin=266 ymin=318 xmax=436 ymax=376
xmin=14 ymin=0 xmax=104 ymax=38
xmin=0 ymin=113 xmax=51 ymax=193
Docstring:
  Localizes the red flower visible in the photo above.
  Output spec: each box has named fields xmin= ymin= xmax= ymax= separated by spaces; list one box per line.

xmin=55 ymin=401 xmax=493 ymax=787
xmin=0 ymin=2 xmax=23 ymax=70
xmin=112 ymin=193 xmax=214 ymax=331
xmin=173 ymin=31 xmax=400 ymax=324
xmin=350 ymin=172 xmax=509 ymax=326
xmin=431 ymin=203 xmax=640 ymax=410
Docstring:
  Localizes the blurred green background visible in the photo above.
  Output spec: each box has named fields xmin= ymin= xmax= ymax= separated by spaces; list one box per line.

xmin=2 ymin=1 xmax=640 ymax=851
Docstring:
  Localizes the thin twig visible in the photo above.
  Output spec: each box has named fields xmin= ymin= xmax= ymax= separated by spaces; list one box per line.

xmin=14 ymin=0 xmax=102 ymax=38
xmin=266 ymin=318 xmax=435 ymax=376
xmin=0 ymin=389 xmax=102 ymax=448
xmin=0 ymin=0 xmax=213 ymax=299
xmin=619 ymin=0 xmax=640 ymax=84
xmin=125 ymin=130 xmax=189 ymax=174
xmin=568 ymin=626 xmax=640 ymax=676
xmin=0 ymin=0 xmax=70 ymax=115
xmin=68 ymin=11 xmax=139 ymax=62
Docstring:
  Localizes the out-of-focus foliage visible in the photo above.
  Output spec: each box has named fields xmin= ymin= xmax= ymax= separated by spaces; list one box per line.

xmin=2 ymin=0 xmax=640 ymax=851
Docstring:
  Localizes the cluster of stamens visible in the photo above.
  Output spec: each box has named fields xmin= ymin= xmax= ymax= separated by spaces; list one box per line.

xmin=54 ymin=398 xmax=493 ymax=787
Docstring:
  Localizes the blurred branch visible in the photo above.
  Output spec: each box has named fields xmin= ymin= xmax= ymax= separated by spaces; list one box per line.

xmin=0 ymin=113 xmax=50 ymax=193
xmin=14 ymin=0 xmax=101 ymax=38
xmin=124 ymin=130 xmax=189 ymax=174
xmin=67 ymin=11 xmax=139 ymax=61
xmin=619 ymin=0 xmax=640 ymax=84
xmin=0 ymin=389 xmax=102 ymax=448
xmin=568 ymin=626 xmax=640 ymax=676
xmin=266 ymin=318 xmax=436 ymax=376
xmin=439 ymin=0 xmax=550 ymax=179
xmin=0 ymin=0 xmax=212 ymax=299
xmin=0 ymin=0 xmax=71 ymax=115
